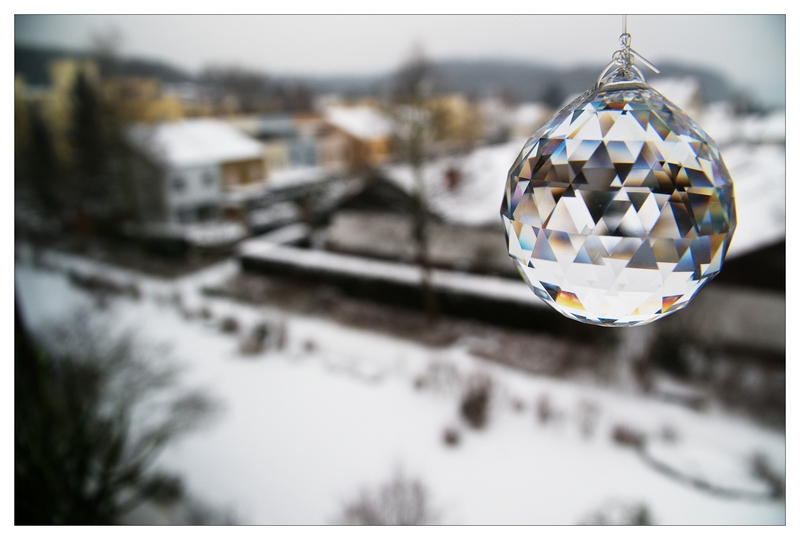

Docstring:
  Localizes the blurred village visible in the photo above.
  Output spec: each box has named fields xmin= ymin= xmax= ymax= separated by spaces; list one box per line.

xmin=14 ymin=36 xmax=786 ymax=526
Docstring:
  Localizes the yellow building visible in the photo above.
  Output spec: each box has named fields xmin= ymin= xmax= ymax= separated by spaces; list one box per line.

xmin=37 ymin=59 xmax=102 ymax=162
xmin=428 ymin=93 xmax=483 ymax=147
xmin=17 ymin=57 xmax=194 ymax=167
xmin=323 ymin=106 xmax=393 ymax=173
xmin=101 ymin=77 xmax=184 ymax=123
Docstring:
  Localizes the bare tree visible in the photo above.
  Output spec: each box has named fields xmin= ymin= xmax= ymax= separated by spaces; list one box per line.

xmin=16 ymin=103 xmax=64 ymax=229
xmin=388 ymin=45 xmax=439 ymax=320
xmin=15 ymin=307 xmax=218 ymax=524
xmin=90 ymin=26 xmax=124 ymax=78
xmin=337 ymin=468 xmax=439 ymax=525
xmin=199 ymin=65 xmax=275 ymax=114
xmin=68 ymin=69 xmax=143 ymax=234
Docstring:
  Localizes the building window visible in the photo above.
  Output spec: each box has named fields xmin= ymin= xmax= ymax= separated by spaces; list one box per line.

xmin=172 ymin=176 xmax=186 ymax=192
xmin=196 ymin=204 xmax=218 ymax=222
xmin=176 ymin=207 xmax=194 ymax=223
xmin=202 ymin=171 xmax=215 ymax=188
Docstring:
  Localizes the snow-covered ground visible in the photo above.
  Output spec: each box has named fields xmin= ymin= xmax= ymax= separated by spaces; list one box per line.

xmin=15 ymin=251 xmax=785 ymax=525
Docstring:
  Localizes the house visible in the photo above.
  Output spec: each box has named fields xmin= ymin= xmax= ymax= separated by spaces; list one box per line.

xmin=294 ymin=113 xmax=349 ymax=170
xmin=427 ymin=93 xmax=484 ymax=152
xmin=323 ymin=106 xmax=394 ymax=172
xmin=17 ymin=58 xmax=102 ymax=163
xmin=649 ymin=77 xmax=703 ymax=120
xmin=101 ymin=76 xmax=184 ymax=123
xmin=323 ymin=175 xmax=431 ymax=263
xmin=479 ymin=97 xmax=513 ymax=144
xmin=224 ymin=112 xmax=349 ymax=174
xmin=224 ymin=114 xmax=299 ymax=173
xmin=320 ymin=172 xmax=516 ymax=275
xmin=254 ymin=114 xmax=296 ymax=172
xmin=128 ymin=118 xmax=265 ymax=224
xmin=508 ymin=102 xmax=550 ymax=140
xmin=162 ymin=82 xmax=215 ymax=118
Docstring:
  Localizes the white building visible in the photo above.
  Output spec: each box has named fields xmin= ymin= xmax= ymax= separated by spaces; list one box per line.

xmin=129 ymin=118 xmax=265 ymax=224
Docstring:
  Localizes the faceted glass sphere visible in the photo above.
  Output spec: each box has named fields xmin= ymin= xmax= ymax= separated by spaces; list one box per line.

xmin=501 ymin=68 xmax=736 ymax=327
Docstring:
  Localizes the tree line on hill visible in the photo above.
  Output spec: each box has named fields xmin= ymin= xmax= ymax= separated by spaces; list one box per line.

xmin=18 ymin=43 xmax=763 ymax=111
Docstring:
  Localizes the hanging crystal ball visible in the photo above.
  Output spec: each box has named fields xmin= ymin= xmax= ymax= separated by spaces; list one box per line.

xmin=501 ymin=67 xmax=736 ymax=326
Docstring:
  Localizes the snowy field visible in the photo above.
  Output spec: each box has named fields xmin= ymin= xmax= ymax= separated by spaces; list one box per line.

xmin=15 ymin=251 xmax=785 ymax=525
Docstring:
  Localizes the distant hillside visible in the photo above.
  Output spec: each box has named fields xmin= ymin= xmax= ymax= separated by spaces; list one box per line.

xmin=432 ymin=59 xmax=735 ymax=104
xmin=15 ymin=44 xmax=194 ymax=85
xmin=278 ymin=73 xmax=386 ymax=97
xmin=279 ymin=59 xmax=735 ymax=104
xmin=16 ymin=44 xmax=735 ymax=104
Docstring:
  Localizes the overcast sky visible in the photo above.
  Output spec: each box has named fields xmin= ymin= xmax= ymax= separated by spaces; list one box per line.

xmin=15 ymin=14 xmax=786 ymax=107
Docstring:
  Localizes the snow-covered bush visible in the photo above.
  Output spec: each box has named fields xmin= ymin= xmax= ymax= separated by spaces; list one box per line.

xmin=751 ymin=453 xmax=785 ymax=500
xmin=219 ymin=316 xmax=239 ymax=334
xmin=413 ymin=358 xmax=461 ymax=393
xmin=536 ymin=394 xmax=562 ymax=425
xmin=579 ymin=500 xmax=653 ymax=525
xmin=577 ymin=400 xmax=600 ymax=439
xmin=460 ymin=373 xmax=492 ymax=429
xmin=442 ymin=427 xmax=460 ymax=447
xmin=239 ymin=319 xmax=288 ymax=356
xmin=611 ymin=424 xmax=646 ymax=451
xmin=337 ymin=469 xmax=439 ymax=525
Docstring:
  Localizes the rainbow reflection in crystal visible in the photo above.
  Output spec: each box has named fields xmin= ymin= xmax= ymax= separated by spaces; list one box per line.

xmin=501 ymin=68 xmax=736 ymax=326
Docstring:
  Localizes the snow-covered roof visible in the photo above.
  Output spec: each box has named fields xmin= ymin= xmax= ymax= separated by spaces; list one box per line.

xmin=381 ymin=126 xmax=785 ymax=260
xmin=249 ymin=202 xmax=301 ymax=229
xmin=649 ymin=77 xmax=701 ymax=111
xmin=134 ymin=221 xmax=248 ymax=247
xmin=239 ymin=236 xmax=545 ymax=307
xmin=324 ymin=106 xmax=393 ymax=140
xmin=701 ymin=103 xmax=785 ymax=146
xmin=129 ymin=118 xmax=264 ymax=168
xmin=722 ymin=143 xmax=785 ymax=258
xmin=382 ymin=138 xmax=526 ymax=228
xmin=512 ymin=102 xmax=550 ymax=126
xmin=268 ymin=165 xmax=336 ymax=189
xmin=479 ymin=97 xmax=513 ymax=127
xmin=224 ymin=166 xmax=340 ymax=206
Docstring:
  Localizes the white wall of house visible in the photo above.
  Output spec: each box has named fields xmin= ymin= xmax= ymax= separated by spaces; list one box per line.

xmin=165 ymin=164 xmax=223 ymax=223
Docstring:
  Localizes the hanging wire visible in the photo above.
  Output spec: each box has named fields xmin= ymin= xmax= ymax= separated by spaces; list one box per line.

xmin=596 ymin=15 xmax=660 ymax=87
xmin=618 ymin=14 xmax=630 ymax=67
xmin=619 ymin=15 xmax=659 ymax=73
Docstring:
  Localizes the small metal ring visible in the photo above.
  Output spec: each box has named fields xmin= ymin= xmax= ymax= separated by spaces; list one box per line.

xmin=595 ymin=62 xmax=646 ymax=88
xmin=596 ymin=30 xmax=658 ymax=87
